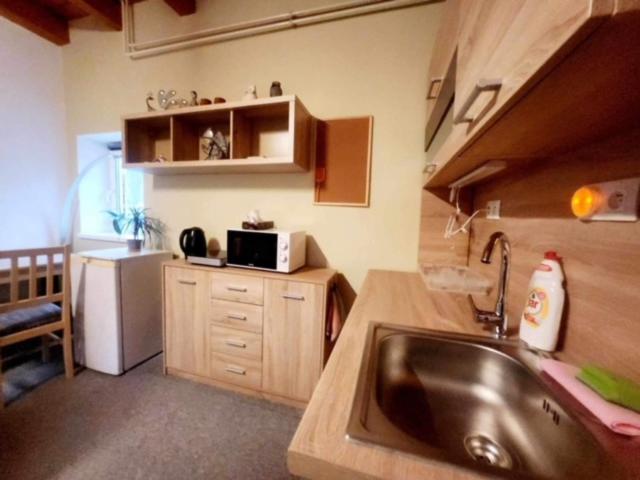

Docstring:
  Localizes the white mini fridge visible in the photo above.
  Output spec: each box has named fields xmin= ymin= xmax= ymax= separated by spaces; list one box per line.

xmin=71 ymin=248 xmax=172 ymax=375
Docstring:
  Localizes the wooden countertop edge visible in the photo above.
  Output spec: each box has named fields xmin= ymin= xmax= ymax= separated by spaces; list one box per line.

xmin=163 ymin=259 xmax=337 ymax=285
xmin=287 ymin=269 xmax=487 ymax=480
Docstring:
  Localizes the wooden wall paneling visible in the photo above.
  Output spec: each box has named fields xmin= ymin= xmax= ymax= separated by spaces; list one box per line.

xmin=418 ymin=187 xmax=472 ymax=267
xmin=469 ymin=125 xmax=640 ymax=382
xmin=314 ymin=116 xmax=373 ymax=207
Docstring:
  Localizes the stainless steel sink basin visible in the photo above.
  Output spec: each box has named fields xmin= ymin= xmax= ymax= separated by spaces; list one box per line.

xmin=347 ymin=323 xmax=626 ymax=479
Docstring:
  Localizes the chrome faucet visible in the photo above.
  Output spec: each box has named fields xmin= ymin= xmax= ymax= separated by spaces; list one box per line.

xmin=469 ymin=232 xmax=511 ymax=339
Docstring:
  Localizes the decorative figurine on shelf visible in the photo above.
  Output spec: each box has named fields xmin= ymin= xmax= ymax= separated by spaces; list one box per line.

xmin=243 ymin=85 xmax=257 ymax=101
xmin=157 ymin=89 xmax=177 ymax=109
xmin=270 ymin=81 xmax=283 ymax=97
xmin=201 ymin=128 xmax=229 ymax=160
xmin=213 ymin=97 xmax=226 ymax=104
xmin=146 ymin=89 xmax=218 ymax=110
xmin=146 ymin=92 xmax=156 ymax=111
xmin=152 ymin=154 xmax=168 ymax=163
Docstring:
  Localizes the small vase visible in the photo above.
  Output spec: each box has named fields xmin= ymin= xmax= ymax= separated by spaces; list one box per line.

xmin=127 ymin=239 xmax=143 ymax=252
xmin=270 ymin=81 xmax=282 ymax=97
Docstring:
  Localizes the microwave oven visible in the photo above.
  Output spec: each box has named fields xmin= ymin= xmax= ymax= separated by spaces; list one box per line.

xmin=226 ymin=229 xmax=306 ymax=273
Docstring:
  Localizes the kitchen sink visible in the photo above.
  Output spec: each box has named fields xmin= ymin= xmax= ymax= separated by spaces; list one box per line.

xmin=347 ymin=323 xmax=625 ymax=479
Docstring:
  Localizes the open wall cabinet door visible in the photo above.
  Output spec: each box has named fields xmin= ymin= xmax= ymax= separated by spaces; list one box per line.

xmin=314 ymin=116 xmax=373 ymax=207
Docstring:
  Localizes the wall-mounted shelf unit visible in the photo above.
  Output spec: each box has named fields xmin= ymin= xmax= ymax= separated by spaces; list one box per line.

xmin=122 ymin=96 xmax=314 ymax=175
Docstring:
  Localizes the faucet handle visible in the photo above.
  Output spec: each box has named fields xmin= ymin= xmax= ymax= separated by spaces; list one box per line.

xmin=468 ymin=295 xmax=501 ymax=324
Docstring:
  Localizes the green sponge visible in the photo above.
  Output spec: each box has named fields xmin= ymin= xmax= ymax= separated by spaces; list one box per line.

xmin=577 ymin=365 xmax=640 ymax=413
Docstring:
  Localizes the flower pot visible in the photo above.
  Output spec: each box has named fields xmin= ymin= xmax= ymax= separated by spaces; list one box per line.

xmin=127 ymin=239 xmax=143 ymax=252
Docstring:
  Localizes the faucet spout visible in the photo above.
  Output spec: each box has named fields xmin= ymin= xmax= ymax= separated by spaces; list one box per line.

xmin=470 ymin=232 xmax=511 ymax=339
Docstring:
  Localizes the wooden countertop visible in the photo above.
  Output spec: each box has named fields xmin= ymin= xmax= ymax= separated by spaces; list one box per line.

xmin=287 ymin=269 xmax=489 ymax=480
xmin=163 ymin=259 xmax=336 ymax=286
xmin=289 ymin=269 xmax=640 ymax=480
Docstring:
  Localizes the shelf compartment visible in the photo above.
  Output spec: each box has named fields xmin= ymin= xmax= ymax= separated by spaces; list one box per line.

xmin=124 ymin=116 xmax=172 ymax=164
xmin=172 ymin=110 xmax=231 ymax=162
xmin=231 ymin=103 xmax=292 ymax=160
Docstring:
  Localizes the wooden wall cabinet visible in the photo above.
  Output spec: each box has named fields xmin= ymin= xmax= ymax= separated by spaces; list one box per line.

xmin=123 ymin=96 xmax=314 ymax=175
xmin=423 ymin=0 xmax=640 ymax=188
xmin=424 ymin=0 xmax=459 ymax=150
xmin=163 ymin=261 xmax=335 ymax=406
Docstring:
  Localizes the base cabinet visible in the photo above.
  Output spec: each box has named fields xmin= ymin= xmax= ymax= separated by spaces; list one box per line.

xmin=164 ymin=267 xmax=210 ymax=377
xmin=163 ymin=261 xmax=335 ymax=405
xmin=263 ymin=279 xmax=324 ymax=401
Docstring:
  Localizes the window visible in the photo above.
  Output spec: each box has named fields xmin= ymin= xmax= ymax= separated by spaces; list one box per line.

xmin=77 ymin=133 xmax=144 ymax=240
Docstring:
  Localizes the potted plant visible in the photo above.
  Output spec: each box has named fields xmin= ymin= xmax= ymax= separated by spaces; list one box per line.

xmin=107 ymin=208 xmax=165 ymax=252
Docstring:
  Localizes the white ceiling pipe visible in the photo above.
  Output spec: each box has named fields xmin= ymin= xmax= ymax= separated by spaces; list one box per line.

xmin=131 ymin=0 xmax=389 ymax=50
xmin=124 ymin=0 xmax=439 ymax=59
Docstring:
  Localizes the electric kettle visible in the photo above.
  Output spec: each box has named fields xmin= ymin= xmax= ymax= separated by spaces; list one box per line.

xmin=179 ymin=227 xmax=207 ymax=258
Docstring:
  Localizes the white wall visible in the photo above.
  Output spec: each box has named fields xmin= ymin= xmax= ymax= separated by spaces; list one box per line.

xmin=0 ymin=17 xmax=69 ymax=250
xmin=64 ymin=1 xmax=443 ymax=291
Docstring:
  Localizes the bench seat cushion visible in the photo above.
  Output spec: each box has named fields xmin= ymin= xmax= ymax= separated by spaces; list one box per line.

xmin=0 ymin=304 xmax=62 ymax=337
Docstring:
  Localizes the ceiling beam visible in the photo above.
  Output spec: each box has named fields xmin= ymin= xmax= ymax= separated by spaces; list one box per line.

xmin=0 ymin=0 xmax=70 ymax=45
xmin=164 ymin=0 xmax=196 ymax=16
xmin=71 ymin=0 xmax=122 ymax=30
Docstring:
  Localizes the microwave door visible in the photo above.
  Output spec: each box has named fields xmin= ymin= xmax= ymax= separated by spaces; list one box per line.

xmin=230 ymin=232 xmax=277 ymax=270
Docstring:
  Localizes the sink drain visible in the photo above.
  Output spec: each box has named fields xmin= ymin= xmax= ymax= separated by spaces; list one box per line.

xmin=464 ymin=435 xmax=513 ymax=469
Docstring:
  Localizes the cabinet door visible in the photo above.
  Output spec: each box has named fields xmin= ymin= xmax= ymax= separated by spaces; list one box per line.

xmin=425 ymin=0 xmax=460 ymax=149
xmin=263 ymin=279 xmax=324 ymax=401
xmin=454 ymin=0 xmax=605 ymax=129
xmin=164 ymin=267 xmax=210 ymax=376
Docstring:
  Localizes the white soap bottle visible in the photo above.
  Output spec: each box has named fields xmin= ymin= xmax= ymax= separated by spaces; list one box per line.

xmin=519 ymin=251 xmax=565 ymax=351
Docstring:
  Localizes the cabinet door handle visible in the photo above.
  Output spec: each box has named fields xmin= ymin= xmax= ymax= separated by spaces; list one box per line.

xmin=225 ymin=365 xmax=246 ymax=375
xmin=426 ymin=77 xmax=443 ymax=99
xmin=226 ymin=285 xmax=247 ymax=292
xmin=178 ymin=279 xmax=196 ymax=285
xmin=453 ymin=78 xmax=502 ymax=124
xmin=282 ymin=293 xmax=305 ymax=301
xmin=227 ymin=313 xmax=247 ymax=321
xmin=224 ymin=339 xmax=247 ymax=349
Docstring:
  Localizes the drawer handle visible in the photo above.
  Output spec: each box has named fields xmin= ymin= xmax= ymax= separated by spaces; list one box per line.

xmin=282 ymin=293 xmax=305 ymax=301
xmin=178 ymin=279 xmax=196 ymax=285
xmin=426 ymin=77 xmax=443 ymax=100
xmin=225 ymin=365 xmax=246 ymax=376
xmin=226 ymin=285 xmax=248 ymax=292
xmin=453 ymin=78 xmax=502 ymax=124
xmin=227 ymin=313 xmax=247 ymax=321
xmin=224 ymin=339 xmax=247 ymax=349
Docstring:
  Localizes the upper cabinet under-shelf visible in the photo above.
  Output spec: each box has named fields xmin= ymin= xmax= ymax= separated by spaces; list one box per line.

xmin=423 ymin=0 xmax=640 ymax=188
xmin=122 ymin=96 xmax=314 ymax=175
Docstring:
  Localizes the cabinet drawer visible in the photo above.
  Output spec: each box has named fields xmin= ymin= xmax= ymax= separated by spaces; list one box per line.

xmin=209 ymin=299 xmax=263 ymax=333
xmin=210 ymin=273 xmax=263 ymax=305
xmin=210 ymin=352 xmax=262 ymax=390
xmin=210 ymin=325 xmax=262 ymax=360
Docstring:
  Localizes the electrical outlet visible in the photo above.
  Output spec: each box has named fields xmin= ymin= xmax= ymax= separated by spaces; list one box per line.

xmin=487 ymin=200 xmax=501 ymax=220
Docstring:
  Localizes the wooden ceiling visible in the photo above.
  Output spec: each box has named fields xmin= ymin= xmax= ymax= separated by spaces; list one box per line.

xmin=0 ymin=0 xmax=196 ymax=46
